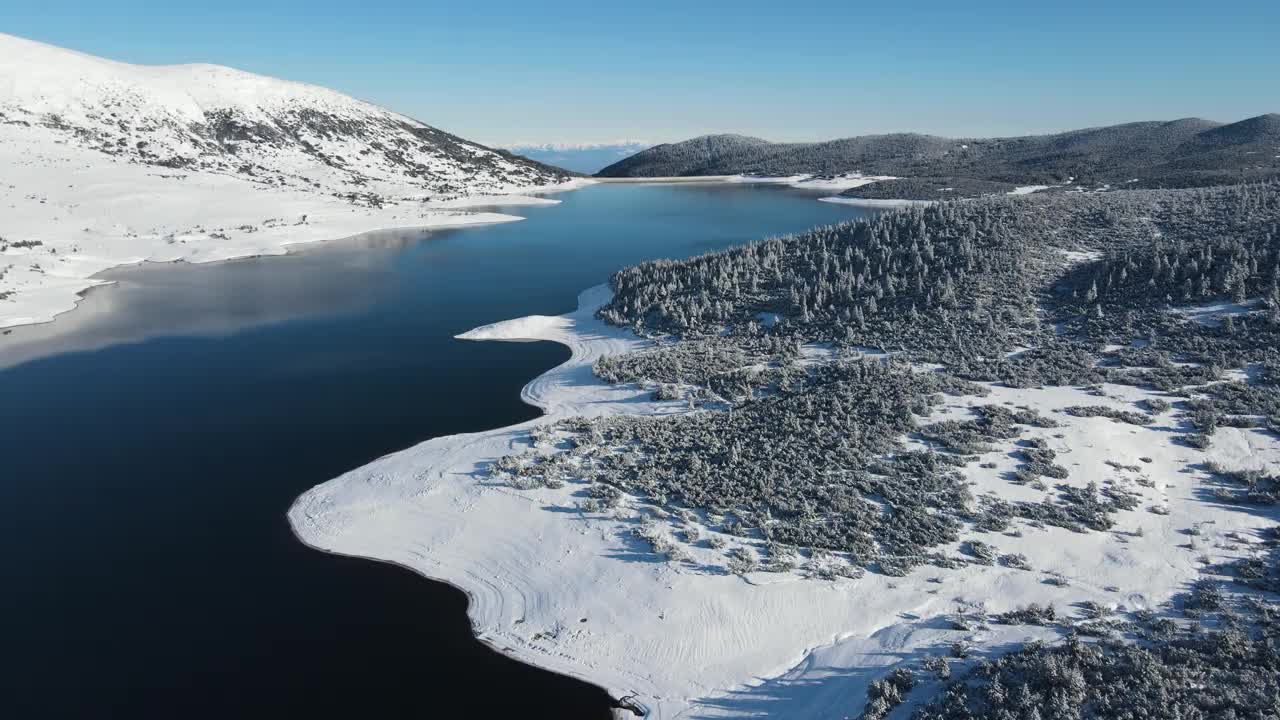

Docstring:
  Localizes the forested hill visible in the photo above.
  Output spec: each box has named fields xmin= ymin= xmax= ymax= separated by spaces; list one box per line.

xmin=599 ymin=182 xmax=1280 ymax=367
xmin=596 ymin=115 xmax=1280 ymax=189
xmin=496 ymin=182 xmax=1280 ymax=717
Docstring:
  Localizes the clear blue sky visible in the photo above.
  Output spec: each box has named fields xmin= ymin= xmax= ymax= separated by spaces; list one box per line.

xmin=5 ymin=1 xmax=1277 ymax=145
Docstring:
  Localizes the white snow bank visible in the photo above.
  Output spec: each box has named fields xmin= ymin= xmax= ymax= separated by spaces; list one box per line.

xmin=817 ymin=196 xmax=935 ymax=208
xmin=0 ymin=122 xmax=592 ymax=330
xmin=593 ymin=176 xmax=737 ymax=184
xmin=290 ymin=286 xmax=1276 ymax=718
xmin=1010 ymin=185 xmax=1053 ymax=195
xmin=457 ymin=314 xmax=572 ymax=343
xmin=728 ymin=173 xmax=896 ymax=191
xmin=1058 ymin=249 xmax=1103 ymax=264
xmin=425 ymin=179 xmax=598 ymax=209
xmin=1173 ymin=298 xmax=1264 ymax=326
xmin=597 ymin=173 xmax=894 ymax=192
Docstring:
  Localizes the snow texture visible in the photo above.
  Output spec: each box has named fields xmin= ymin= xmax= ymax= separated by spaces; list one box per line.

xmin=0 ymin=32 xmax=581 ymax=328
xmin=290 ymin=287 xmax=1276 ymax=718
xmin=727 ymin=173 xmax=897 ymax=191
xmin=818 ymin=196 xmax=936 ymax=208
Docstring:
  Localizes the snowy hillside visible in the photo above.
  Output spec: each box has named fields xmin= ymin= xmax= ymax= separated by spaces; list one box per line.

xmin=0 ymin=33 xmax=578 ymax=329
xmin=293 ymin=185 xmax=1280 ymax=718
xmin=0 ymin=33 xmax=568 ymax=199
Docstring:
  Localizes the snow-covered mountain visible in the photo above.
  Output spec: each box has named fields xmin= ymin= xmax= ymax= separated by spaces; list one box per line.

xmin=0 ymin=33 xmax=580 ymax=329
xmin=0 ymin=33 xmax=568 ymax=201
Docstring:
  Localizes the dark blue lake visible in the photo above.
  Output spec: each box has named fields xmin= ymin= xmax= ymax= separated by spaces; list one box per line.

xmin=0 ymin=183 xmax=871 ymax=718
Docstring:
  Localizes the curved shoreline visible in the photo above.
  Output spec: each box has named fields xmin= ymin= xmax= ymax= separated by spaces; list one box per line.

xmin=1 ymin=213 xmax=523 ymax=336
xmin=817 ymin=196 xmax=936 ymax=208
xmin=0 ymin=174 xmax=594 ymax=331
xmin=288 ymin=284 xmax=660 ymax=714
xmin=285 ymin=279 xmax=1253 ymax=718
xmin=282 ymin=272 xmax=1269 ymax=712
xmin=595 ymin=173 xmax=895 ymax=192
xmin=284 ymin=505 xmax=635 ymax=717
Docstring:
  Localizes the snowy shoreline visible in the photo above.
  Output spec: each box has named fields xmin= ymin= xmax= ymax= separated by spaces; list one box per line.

xmin=288 ymin=285 xmax=666 ymax=713
xmin=0 ymin=137 xmax=595 ymax=332
xmin=0 ymin=166 xmax=881 ymax=336
xmin=0 ymin=32 xmax=596 ymax=331
xmin=597 ymin=172 xmax=895 ymax=192
xmin=818 ymin=196 xmax=936 ymax=208
xmin=287 ymin=284 xmax=1272 ymax=718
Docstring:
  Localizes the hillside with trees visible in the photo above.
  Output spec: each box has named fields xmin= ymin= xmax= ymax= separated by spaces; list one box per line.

xmin=597 ymin=115 xmax=1280 ymax=192
xmin=486 ymin=181 xmax=1280 ymax=714
xmin=471 ymin=176 xmax=1280 ymax=720
xmin=490 ymin=181 xmax=1280 ymax=570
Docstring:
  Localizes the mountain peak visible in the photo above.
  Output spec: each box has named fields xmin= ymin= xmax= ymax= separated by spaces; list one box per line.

xmin=1192 ymin=113 xmax=1280 ymax=146
xmin=0 ymin=32 xmax=567 ymax=199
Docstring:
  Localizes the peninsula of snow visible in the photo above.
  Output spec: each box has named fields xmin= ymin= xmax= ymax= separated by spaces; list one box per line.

xmin=289 ymin=286 xmax=1275 ymax=718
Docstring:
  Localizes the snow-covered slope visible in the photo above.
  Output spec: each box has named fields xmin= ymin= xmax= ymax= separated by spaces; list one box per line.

xmin=0 ymin=33 xmax=567 ymax=199
xmin=291 ymin=288 xmax=1278 ymax=718
xmin=0 ymin=33 xmax=580 ymax=328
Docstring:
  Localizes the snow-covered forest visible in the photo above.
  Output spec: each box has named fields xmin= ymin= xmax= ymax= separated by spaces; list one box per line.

xmin=486 ymin=181 xmax=1280 ymax=717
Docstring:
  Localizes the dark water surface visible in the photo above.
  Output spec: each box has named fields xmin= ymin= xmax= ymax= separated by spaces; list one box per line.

xmin=0 ymin=184 xmax=871 ymax=718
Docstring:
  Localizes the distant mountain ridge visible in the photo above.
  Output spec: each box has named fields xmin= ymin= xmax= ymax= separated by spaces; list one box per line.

xmin=598 ymin=116 xmax=1280 ymax=189
xmin=0 ymin=32 xmax=569 ymax=201
xmin=503 ymin=141 xmax=652 ymax=174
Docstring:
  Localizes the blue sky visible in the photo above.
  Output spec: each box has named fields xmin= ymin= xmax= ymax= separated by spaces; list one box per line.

xmin=4 ymin=1 xmax=1277 ymax=145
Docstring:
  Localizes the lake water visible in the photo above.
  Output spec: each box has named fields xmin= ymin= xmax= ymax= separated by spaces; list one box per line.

xmin=0 ymin=183 xmax=872 ymax=718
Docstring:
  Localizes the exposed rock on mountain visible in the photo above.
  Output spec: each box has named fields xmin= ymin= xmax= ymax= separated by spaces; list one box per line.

xmin=0 ymin=33 xmax=569 ymax=201
xmin=0 ymin=32 xmax=574 ymax=328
